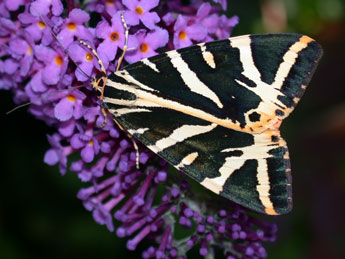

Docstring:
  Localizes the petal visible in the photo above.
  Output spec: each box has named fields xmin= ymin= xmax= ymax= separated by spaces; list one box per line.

xmin=141 ymin=48 xmax=157 ymax=59
xmin=96 ymin=20 xmax=111 ymax=39
xmin=97 ymin=40 xmax=118 ymax=63
xmin=44 ymin=149 xmax=59 ymax=165
xmin=202 ymin=14 xmax=219 ymax=34
xmin=42 ymin=64 xmax=60 ymax=85
xmin=75 ymin=61 xmax=93 ymax=81
xmin=124 ymin=50 xmax=141 ymax=64
xmin=9 ymin=38 xmax=29 ymax=56
xmin=196 ymin=2 xmax=211 ymax=20
xmin=58 ymin=120 xmax=76 ymax=137
xmin=34 ymin=45 xmax=55 ymax=63
xmin=30 ymin=72 xmax=47 ymax=93
xmin=57 ymin=28 xmax=74 ymax=48
xmin=51 ymin=0 xmax=63 ymax=16
xmin=54 ymin=97 xmax=75 ymax=121
xmin=173 ymin=33 xmax=192 ymax=49
xmin=123 ymin=10 xmax=139 ymax=26
xmin=25 ymin=24 xmax=42 ymax=42
xmin=134 ymin=29 xmax=147 ymax=44
xmin=140 ymin=11 xmax=160 ymax=29
xmin=69 ymin=8 xmax=90 ymax=24
xmin=41 ymin=28 xmax=54 ymax=45
xmin=174 ymin=15 xmax=187 ymax=32
xmin=81 ymin=145 xmax=94 ymax=163
xmin=73 ymin=99 xmax=84 ymax=119
xmin=146 ymin=28 xmax=168 ymax=50
xmin=20 ymin=54 xmax=33 ymax=77
xmin=5 ymin=0 xmax=24 ymax=11
xmin=18 ymin=13 xmax=37 ymax=24
xmin=140 ymin=0 xmax=159 ymax=11
xmin=75 ymin=26 xmax=93 ymax=42
xmin=186 ymin=23 xmax=207 ymax=41
xmin=122 ymin=0 xmax=139 ymax=10
xmin=4 ymin=59 xmax=18 ymax=74
xmin=68 ymin=43 xmax=85 ymax=62
xmin=162 ymin=13 xmax=175 ymax=26
xmin=30 ymin=0 xmax=50 ymax=16
xmin=71 ymin=134 xmax=85 ymax=149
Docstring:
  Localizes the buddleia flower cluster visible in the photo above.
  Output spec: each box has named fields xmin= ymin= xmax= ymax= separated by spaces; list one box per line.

xmin=0 ymin=0 xmax=278 ymax=258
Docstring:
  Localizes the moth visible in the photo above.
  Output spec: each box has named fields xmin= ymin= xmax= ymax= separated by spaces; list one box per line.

xmin=88 ymin=33 xmax=322 ymax=215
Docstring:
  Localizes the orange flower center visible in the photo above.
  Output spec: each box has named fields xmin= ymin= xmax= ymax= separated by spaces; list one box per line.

xmin=55 ymin=56 xmax=63 ymax=66
xmin=135 ymin=6 xmax=144 ymax=15
xmin=67 ymin=95 xmax=76 ymax=102
xmin=89 ymin=139 xmax=94 ymax=146
xmin=37 ymin=21 xmax=46 ymax=29
xmin=28 ymin=46 xmax=32 ymax=55
xmin=105 ymin=1 xmax=114 ymax=5
xmin=85 ymin=52 xmax=93 ymax=61
xmin=178 ymin=31 xmax=187 ymax=40
xmin=139 ymin=43 xmax=149 ymax=53
xmin=110 ymin=32 xmax=120 ymax=42
xmin=67 ymin=22 xmax=77 ymax=31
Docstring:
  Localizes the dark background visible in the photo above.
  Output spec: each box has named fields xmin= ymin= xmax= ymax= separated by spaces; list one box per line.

xmin=1 ymin=0 xmax=345 ymax=258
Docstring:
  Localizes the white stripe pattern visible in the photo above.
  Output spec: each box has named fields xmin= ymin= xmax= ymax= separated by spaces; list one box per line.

xmin=199 ymin=43 xmax=216 ymax=69
xmin=142 ymin=59 xmax=160 ymax=73
xmin=166 ymin=51 xmax=223 ymax=108
xmin=148 ymin=123 xmax=217 ymax=153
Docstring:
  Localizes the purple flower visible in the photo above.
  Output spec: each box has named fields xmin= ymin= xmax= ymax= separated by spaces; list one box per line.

xmin=68 ymin=43 xmax=100 ymax=81
xmin=54 ymin=89 xmax=86 ymax=121
xmin=96 ymin=12 xmax=137 ymax=69
xmin=173 ymin=14 xmax=207 ymax=48
xmin=56 ymin=8 xmax=93 ymax=48
xmin=125 ymin=27 xmax=168 ymax=63
xmin=34 ymin=44 xmax=68 ymax=85
xmin=18 ymin=12 xmax=53 ymax=45
xmin=123 ymin=0 xmax=160 ymax=29
xmin=8 ymin=36 xmax=34 ymax=77
xmin=44 ymin=133 xmax=72 ymax=174
xmin=71 ymin=133 xmax=100 ymax=163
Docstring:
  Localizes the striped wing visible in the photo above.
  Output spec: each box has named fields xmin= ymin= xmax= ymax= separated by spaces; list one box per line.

xmin=102 ymin=34 xmax=322 ymax=215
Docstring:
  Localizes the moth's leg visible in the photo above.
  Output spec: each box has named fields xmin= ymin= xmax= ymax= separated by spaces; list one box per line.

xmin=116 ymin=12 xmax=129 ymax=72
xmin=113 ymin=118 xmax=140 ymax=169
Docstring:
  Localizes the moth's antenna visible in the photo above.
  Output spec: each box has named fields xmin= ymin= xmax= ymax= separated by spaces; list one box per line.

xmin=33 ymin=7 xmax=93 ymax=80
xmin=116 ymin=12 xmax=129 ymax=72
xmin=6 ymin=84 xmax=89 ymax=115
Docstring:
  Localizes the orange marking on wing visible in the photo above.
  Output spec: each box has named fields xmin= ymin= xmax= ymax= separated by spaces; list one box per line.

xmin=265 ymin=207 xmax=279 ymax=215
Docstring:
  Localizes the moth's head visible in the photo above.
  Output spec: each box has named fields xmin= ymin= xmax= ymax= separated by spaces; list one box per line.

xmin=92 ymin=74 xmax=107 ymax=99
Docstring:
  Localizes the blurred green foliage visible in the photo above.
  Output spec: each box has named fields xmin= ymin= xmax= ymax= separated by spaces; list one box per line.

xmin=1 ymin=0 xmax=345 ymax=258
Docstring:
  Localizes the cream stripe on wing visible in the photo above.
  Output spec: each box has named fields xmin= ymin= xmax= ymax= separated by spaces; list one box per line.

xmin=199 ymin=43 xmax=216 ymax=69
xmin=175 ymin=152 xmax=199 ymax=170
xmin=256 ymin=159 xmax=278 ymax=215
xmin=230 ymin=35 xmax=262 ymax=84
xmin=127 ymin=128 xmax=149 ymax=135
xmin=141 ymin=59 xmax=160 ymax=73
xmin=148 ymin=123 xmax=217 ymax=153
xmin=272 ymin=35 xmax=313 ymax=90
xmin=166 ymin=51 xmax=223 ymax=108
